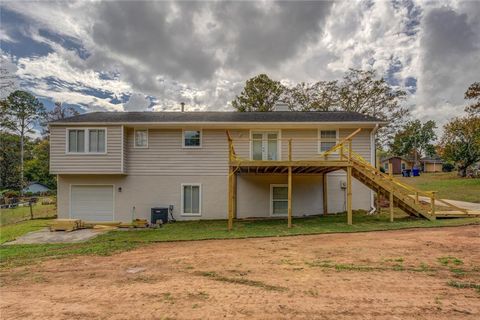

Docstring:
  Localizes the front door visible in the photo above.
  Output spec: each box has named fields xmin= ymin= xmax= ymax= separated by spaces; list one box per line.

xmin=252 ymin=131 xmax=279 ymax=160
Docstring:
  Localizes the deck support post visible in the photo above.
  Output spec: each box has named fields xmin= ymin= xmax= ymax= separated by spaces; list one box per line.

xmin=376 ymin=188 xmax=381 ymax=214
xmin=228 ymin=166 xmax=234 ymax=231
xmin=323 ymin=173 xmax=328 ymax=215
xmin=288 ymin=166 xmax=292 ymax=228
xmin=347 ymin=166 xmax=352 ymax=225
xmin=389 ymin=163 xmax=394 ymax=222
xmin=232 ymin=171 xmax=237 ymax=219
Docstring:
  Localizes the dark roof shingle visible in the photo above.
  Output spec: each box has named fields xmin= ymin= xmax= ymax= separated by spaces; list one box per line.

xmin=51 ymin=111 xmax=384 ymax=124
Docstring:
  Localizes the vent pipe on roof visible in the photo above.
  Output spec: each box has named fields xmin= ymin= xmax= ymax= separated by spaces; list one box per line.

xmin=180 ymin=102 xmax=185 ymax=112
xmin=273 ymin=102 xmax=289 ymax=111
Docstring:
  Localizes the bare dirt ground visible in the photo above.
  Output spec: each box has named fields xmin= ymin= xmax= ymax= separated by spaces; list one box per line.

xmin=1 ymin=226 xmax=479 ymax=320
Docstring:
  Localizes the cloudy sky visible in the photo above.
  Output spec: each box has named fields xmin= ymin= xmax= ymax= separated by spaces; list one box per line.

xmin=1 ymin=0 xmax=479 ymax=128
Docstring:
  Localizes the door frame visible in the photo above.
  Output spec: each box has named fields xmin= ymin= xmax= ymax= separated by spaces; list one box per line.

xmin=249 ymin=130 xmax=281 ymax=161
xmin=270 ymin=183 xmax=288 ymax=217
xmin=69 ymin=184 xmax=116 ymax=221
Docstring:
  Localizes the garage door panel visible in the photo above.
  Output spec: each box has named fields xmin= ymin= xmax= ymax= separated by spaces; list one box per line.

xmin=71 ymin=185 xmax=114 ymax=221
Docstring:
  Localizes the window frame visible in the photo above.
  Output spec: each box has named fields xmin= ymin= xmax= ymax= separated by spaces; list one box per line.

xmin=318 ymin=129 xmax=339 ymax=154
xmin=270 ymin=184 xmax=288 ymax=217
xmin=180 ymin=183 xmax=202 ymax=216
xmin=134 ymin=128 xmax=149 ymax=149
xmin=65 ymin=128 xmax=108 ymax=155
xmin=182 ymin=129 xmax=202 ymax=148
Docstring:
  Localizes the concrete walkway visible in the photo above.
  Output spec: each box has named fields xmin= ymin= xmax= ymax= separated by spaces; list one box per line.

xmin=3 ymin=228 xmax=107 ymax=245
xmin=416 ymin=196 xmax=480 ymax=210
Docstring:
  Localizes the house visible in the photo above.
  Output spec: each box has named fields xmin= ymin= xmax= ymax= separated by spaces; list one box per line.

xmin=23 ymin=182 xmax=50 ymax=194
xmin=49 ymin=110 xmax=436 ymax=226
xmin=380 ymin=156 xmax=414 ymax=174
xmin=420 ymin=157 xmax=443 ymax=173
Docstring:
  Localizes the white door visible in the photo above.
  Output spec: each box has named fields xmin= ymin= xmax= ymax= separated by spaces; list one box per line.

xmin=252 ymin=132 xmax=279 ymax=160
xmin=70 ymin=185 xmax=114 ymax=221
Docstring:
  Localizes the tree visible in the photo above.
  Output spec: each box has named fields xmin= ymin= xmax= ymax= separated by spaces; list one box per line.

xmin=440 ymin=116 xmax=480 ymax=177
xmin=284 ymin=81 xmax=338 ymax=111
xmin=337 ymin=69 xmax=409 ymax=145
xmin=0 ymin=132 xmax=22 ymax=190
xmin=24 ymin=139 xmax=56 ymax=189
xmin=390 ymin=120 xmax=437 ymax=163
xmin=465 ymin=82 xmax=480 ymax=115
xmin=41 ymin=101 xmax=79 ymax=135
xmin=1 ymin=90 xmax=46 ymax=193
xmin=232 ymin=74 xmax=285 ymax=112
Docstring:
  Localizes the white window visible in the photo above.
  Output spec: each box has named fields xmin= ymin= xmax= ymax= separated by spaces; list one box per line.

xmin=67 ymin=128 xmax=106 ymax=154
xmin=134 ymin=129 xmax=148 ymax=148
xmin=88 ymin=129 xmax=106 ymax=153
xmin=319 ymin=130 xmax=337 ymax=153
xmin=68 ymin=129 xmax=85 ymax=153
xmin=384 ymin=162 xmax=389 ymax=171
xmin=183 ymin=130 xmax=202 ymax=147
xmin=271 ymin=184 xmax=288 ymax=216
xmin=181 ymin=183 xmax=201 ymax=216
xmin=401 ymin=162 xmax=406 ymax=170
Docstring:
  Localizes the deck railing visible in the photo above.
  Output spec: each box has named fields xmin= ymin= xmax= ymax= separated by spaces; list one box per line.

xmin=226 ymin=128 xmax=361 ymax=164
xmin=226 ymin=129 xmax=465 ymax=216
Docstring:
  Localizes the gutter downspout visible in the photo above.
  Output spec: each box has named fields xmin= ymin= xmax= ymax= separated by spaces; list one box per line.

xmin=369 ymin=123 xmax=380 ymax=214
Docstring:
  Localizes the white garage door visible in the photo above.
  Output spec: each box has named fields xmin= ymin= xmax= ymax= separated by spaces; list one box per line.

xmin=71 ymin=185 xmax=114 ymax=221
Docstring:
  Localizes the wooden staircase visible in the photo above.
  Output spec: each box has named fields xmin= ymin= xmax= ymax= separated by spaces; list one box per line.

xmin=334 ymin=142 xmax=468 ymax=221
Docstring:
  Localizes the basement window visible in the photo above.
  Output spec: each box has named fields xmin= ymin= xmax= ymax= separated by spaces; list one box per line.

xmin=181 ymin=184 xmax=201 ymax=216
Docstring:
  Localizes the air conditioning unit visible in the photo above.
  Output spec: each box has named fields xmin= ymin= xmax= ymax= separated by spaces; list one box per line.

xmin=340 ymin=180 xmax=347 ymax=189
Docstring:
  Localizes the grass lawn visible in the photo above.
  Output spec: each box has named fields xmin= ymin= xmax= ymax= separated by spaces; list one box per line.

xmin=397 ymin=172 xmax=480 ymax=203
xmin=0 ymin=203 xmax=56 ymax=225
xmin=0 ymin=219 xmax=52 ymax=244
xmin=1 ymin=211 xmax=478 ymax=269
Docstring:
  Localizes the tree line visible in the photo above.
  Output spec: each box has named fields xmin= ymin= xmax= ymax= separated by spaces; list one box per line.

xmin=1 ymin=90 xmax=78 ymax=193
xmin=231 ymin=71 xmax=480 ymax=177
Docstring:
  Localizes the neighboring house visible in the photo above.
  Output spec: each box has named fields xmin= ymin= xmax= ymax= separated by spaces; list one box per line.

xmin=49 ymin=111 xmax=386 ymax=223
xmin=420 ymin=157 xmax=443 ymax=173
xmin=23 ymin=182 xmax=50 ymax=194
xmin=380 ymin=156 xmax=414 ymax=175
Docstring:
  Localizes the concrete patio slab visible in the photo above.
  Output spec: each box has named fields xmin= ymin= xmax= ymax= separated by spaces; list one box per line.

xmin=416 ymin=196 xmax=480 ymax=210
xmin=3 ymin=228 xmax=108 ymax=245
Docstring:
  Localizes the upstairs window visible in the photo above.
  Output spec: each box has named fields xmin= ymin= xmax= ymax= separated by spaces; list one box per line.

xmin=319 ymin=130 xmax=337 ymax=153
xmin=183 ymin=130 xmax=202 ymax=148
xmin=134 ymin=129 xmax=148 ymax=148
xmin=67 ymin=128 xmax=106 ymax=154
xmin=68 ymin=130 xmax=85 ymax=153
xmin=89 ymin=129 xmax=106 ymax=153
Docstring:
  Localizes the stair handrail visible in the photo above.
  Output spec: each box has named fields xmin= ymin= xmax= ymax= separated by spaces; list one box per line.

xmin=342 ymin=148 xmax=468 ymax=213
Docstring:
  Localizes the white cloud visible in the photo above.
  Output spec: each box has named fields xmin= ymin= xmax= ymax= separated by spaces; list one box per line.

xmin=1 ymin=0 xmax=479 ymax=133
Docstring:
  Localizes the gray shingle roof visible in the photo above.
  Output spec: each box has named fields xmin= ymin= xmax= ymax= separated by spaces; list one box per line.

xmin=51 ymin=111 xmax=384 ymax=124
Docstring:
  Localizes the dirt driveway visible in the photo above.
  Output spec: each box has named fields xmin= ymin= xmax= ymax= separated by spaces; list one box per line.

xmin=1 ymin=226 xmax=479 ymax=319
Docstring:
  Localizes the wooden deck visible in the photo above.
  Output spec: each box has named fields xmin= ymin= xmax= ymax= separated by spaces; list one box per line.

xmin=225 ymin=128 xmax=476 ymax=230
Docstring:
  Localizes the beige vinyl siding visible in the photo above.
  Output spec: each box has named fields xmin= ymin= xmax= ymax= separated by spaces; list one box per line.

xmin=280 ymin=129 xmax=317 ymax=160
xmin=279 ymin=128 xmax=372 ymax=162
xmin=126 ymin=128 xmax=232 ymax=176
xmin=50 ymin=125 xmax=123 ymax=174
xmin=339 ymin=129 xmax=372 ymax=162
